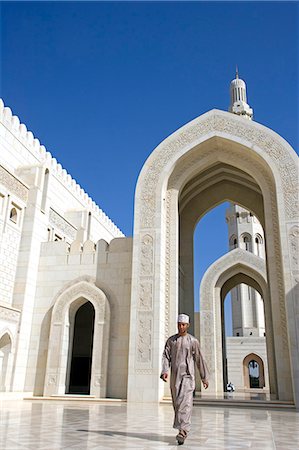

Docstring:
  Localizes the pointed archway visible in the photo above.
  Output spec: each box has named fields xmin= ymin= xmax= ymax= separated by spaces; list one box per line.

xmin=44 ymin=279 xmax=110 ymax=397
xmin=199 ymin=248 xmax=275 ymax=397
xmin=128 ymin=109 xmax=298 ymax=406
xmin=0 ymin=331 xmax=13 ymax=392
xmin=243 ymin=353 xmax=266 ymax=389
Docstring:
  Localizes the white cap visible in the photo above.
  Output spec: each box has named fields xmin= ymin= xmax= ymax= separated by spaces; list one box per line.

xmin=177 ymin=314 xmax=189 ymax=324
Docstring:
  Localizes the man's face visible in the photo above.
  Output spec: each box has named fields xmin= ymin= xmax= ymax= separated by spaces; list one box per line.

xmin=177 ymin=322 xmax=189 ymax=336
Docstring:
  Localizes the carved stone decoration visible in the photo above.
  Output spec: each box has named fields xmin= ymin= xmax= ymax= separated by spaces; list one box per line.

xmin=140 ymin=234 xmax=154 ymax=276
xmin=0 ymin=164 xmax=28 ymax=202
xmin=139 ymin=281 xmax=153 ymax=310
xmin=139 ymin=111 xmax=298 ymax=230
xmin=140 ymin=118 xmax=215 ymax=229
xmin=164 ymin=190 xmax=171 ymax=337
xmin=289 ymin=226 xmax=299 ymax=272
xmin=47 ymin=375 xmax=57 ymax=386
xmin=135 ymin=369 xmax=154 ymax=375
xmin=0 ymin=306 xmax=21 ymax=323
xmin=94 ymin=375 xmax=102 ymax=387
xmin=49 ymin=208 xmax=77 ymax=241
xmin=213 ymin=115 xmax=298 ymax=220
xmin=136 ymin=313 xmax=152 ymax=364
xmin=53 ymin=281 xmax=105 ymax=323
xmin=200 ymin=311 xmax=213 ymax=370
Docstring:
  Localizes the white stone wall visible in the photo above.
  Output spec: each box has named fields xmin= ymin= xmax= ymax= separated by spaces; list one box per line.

xmin=0 ymin=220 xmax=23 ymax=304
xmin=0 ymin=99 xmax=125 ymax=394
xmin=25 ymin=237 xmax=132 ymax=399
xmin=226 ymin=336 xmax=269 ymax=392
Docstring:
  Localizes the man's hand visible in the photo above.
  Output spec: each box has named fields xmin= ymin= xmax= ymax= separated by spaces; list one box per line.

xmin=202 ymin=380 xmax=209 ymax=389
xmin=160 ymin=373 xmax=168 ymax=382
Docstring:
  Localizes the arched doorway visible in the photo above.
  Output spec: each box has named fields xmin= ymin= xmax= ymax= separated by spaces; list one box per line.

xmin=0 ymin=332 xmax=12 ymax=392
xmin=66 ymin=301 xmax=95 ymax=394
xmin=44 ymin=280 xmax=110 ymax=398
xmin=243 ymin=353 xmax=265 ymax=389
xmin=199 ymin=248 xmax=274 ymax=396
xmin=128 ymin=109 xmax=298 ymax=406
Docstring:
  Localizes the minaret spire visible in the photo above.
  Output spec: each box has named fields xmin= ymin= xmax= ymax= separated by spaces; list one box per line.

xmin=229 ymin=69 xmax=253 ymax=120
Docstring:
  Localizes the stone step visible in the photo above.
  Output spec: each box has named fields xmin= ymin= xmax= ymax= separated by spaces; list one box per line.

xmin=162 ymin=397 xmax=296 ymax=410
xmin=24 ymin=395 xmax=126 ymax=403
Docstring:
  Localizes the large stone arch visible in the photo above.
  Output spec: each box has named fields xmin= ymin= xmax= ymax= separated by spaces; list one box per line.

xmin=128 ymin=109 xmax=298 ymax=406
xmin=199 ymin=248 xmax=277 ymax=396
xmin=44 ymin=278 xmax=110 ymax=397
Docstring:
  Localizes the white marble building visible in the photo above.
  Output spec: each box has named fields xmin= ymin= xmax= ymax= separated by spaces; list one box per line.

xmin=0 ymin=74 xmax=298 ymax=408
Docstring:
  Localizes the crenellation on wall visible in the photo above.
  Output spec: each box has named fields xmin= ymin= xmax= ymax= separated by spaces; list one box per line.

xmin=0 ymin=98 xmax=123 ymax=238
xmin=22 ymin=235 xmax=133 ymax=397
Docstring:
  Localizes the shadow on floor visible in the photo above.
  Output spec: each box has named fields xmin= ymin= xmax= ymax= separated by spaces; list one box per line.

xmin=78 ymin=429 xmax=175 ymax=445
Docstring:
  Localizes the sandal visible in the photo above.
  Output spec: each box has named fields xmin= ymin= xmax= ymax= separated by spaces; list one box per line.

xmin=176 ymin=429 xmax=187 ymax=445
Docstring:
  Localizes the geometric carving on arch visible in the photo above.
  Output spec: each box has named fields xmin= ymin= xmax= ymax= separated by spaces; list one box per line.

xmin=200 ymin=248 xmax=267 ymax=310
xmin=137 ymin=109 xmax=298 ymax=229
xmin=52 ymin=278 xmax=108 ymax=323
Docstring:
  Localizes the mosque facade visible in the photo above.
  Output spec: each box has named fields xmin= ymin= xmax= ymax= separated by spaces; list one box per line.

xmin=0 ymin=76 xmax=298 ymax=408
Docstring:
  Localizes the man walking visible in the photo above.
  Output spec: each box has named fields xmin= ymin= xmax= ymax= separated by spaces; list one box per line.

xmin=160 ymin=314 xmax=209 ymax=445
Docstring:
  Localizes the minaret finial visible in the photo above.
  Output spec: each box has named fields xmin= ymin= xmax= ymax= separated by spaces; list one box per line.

xmin=229 ymin=71 xmax=253 ymax=120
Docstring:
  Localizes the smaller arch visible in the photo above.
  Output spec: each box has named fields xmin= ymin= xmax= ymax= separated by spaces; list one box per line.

xmin=229 ymin=235 xmax=238 ymax=249
xmin=0 ymin=331 xmax=12 ymax=349
xmin=199 ymin=248 xmax=271 ymax=396
xmin=0 ymin=331 xmax=13 ymax=392
xmin=243 ymin=353 xmax=265 ymax=389
xmin=255 ymin=233 xmax=263 ymax=244
xmin=44 ymin=279 xmax=111 ymax=398
xmin=9 ymin=207 xmax=18 ymax=224
xmin=254 ymin=233 xmax=264 ymax=257
xmin=0 ymin=329 xmax=14 ymax=350
xmin=240 ymin=233 xmax=252 ymax=252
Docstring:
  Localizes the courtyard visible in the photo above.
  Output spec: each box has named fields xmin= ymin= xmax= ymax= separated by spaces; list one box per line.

xmin=0 ymin=397 xmax=298 ymax=449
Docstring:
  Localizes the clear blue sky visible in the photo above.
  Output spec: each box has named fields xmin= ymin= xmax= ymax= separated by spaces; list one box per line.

xmin=1 ymin=1 xmax=298 ymax=333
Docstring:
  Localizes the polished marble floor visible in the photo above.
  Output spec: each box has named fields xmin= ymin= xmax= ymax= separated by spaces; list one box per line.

xmin=0 ymin=398 xmax=298 ymax=449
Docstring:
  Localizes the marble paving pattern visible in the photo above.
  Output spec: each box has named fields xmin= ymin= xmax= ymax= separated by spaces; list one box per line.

xmin=0 ymin=399 xmax=298 ymax=449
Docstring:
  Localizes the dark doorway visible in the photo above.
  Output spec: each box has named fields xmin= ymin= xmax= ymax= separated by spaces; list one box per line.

xmin=67 ymin=301 xmax=95 ymax=394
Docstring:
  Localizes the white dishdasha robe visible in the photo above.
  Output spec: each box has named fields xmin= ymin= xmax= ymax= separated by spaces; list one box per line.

xmin=161 ymin=333 xmax=209 ymax=432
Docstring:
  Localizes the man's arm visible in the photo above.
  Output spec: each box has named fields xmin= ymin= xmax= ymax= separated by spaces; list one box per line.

xmin=193 ymin=338 xmax=209 ymax=389
xmin=160 ymin=338 xmax=171 ymax=382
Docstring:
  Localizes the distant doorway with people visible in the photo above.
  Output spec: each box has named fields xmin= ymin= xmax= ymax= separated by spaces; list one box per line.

xmin=243 ymin=353 xmax=265 ymax=389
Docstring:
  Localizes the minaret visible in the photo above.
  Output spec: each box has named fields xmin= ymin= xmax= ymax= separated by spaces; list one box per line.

xmin=226 ymin=205 xmax=266 ymax=337
xmin=227 ymin=72 xmax=265 ymax=336
xmin=229 ymin=68 xmax=253 ymax=120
